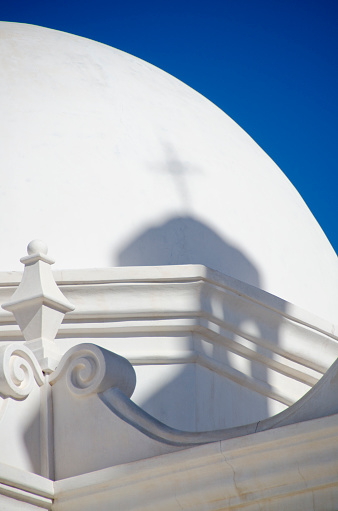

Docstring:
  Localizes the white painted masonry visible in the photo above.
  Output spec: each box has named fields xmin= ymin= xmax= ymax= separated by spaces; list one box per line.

xmin=0 ymin=241 xmax=337 ymax=509
xmin=1 ymin=22 xmax=338 ymax=324
xmin=0 ymin=21 xmax=337 ymax=510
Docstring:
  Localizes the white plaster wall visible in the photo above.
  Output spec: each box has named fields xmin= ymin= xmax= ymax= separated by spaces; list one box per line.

xmin=132 ymin=363 xmax=288 ymax=431
xmin=0 ymin=389 xmax=41 ymax=475
xmin=133 ymin=364 xmax=197 ymax=430
xmin=1 ymin=22 xmax=337 ymax=324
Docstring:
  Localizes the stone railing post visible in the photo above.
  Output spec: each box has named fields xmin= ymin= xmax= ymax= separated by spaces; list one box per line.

xmin=2 ymin=240 xmax=74 ymax=373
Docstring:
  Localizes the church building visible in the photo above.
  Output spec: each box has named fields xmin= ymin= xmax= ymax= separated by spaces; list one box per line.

xmin=0 ymin=22 xmax=337 ymax=510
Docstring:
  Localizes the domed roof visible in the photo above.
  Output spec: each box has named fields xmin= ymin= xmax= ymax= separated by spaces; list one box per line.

xmin=1 ymin=22 xmax=337 ymax=323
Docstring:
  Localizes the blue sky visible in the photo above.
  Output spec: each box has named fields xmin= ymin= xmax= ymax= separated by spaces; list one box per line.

xmin=2 ymin=0 xmax=337 ymax=254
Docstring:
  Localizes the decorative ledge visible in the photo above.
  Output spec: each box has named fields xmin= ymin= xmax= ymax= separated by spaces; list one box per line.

xmin=1 ymin=262 xmax=337 ymax=408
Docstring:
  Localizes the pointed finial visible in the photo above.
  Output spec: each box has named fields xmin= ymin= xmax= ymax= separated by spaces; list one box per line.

xmin=2 ymin=240 xmax=74 ymax=373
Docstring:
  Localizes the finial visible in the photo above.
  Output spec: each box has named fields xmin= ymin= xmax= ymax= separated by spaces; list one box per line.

xmin=27 ymin=239 xmax=48 ymax=255
xmin=2 ymin=240 xmax=75 ymax=373
xmin=20 ymin=239 xmax=55 ymax=266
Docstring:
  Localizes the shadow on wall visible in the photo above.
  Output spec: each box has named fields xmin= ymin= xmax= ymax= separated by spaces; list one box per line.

xmin=117 ymin=215 xmax=285 ymax=432
xmin=118 ymin=215 xmax=260 ymax=289
xmin=20 ymin=215 xmax=286 ymax=472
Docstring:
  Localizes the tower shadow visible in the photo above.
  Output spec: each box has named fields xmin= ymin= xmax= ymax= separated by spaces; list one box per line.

xmin=118 ymin=215 xmax=260 ymax=288
xmin=117 ymin=215 xmax=283 ymax=431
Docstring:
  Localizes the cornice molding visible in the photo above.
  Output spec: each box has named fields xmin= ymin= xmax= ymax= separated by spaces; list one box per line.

xmin=0 ymin=265 xmax=336 ymax=334
xmin=1 ymin=415 xmax=337 ymax=510
xmin=53 ymin=414 xmax=338 ymax=511
xmin=1 ymin=265 xmax=337 ymax=406
xmin=0 ymin=463 xmax=53 ymax=509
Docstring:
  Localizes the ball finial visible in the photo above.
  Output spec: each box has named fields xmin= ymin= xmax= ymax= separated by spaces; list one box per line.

xmin=27 ymin=239 xmax=48 ymax=256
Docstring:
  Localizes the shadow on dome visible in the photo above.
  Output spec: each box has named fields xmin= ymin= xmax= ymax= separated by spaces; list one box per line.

xmin=117 ymin=215 xmax=260 ymax=289
xmin=117 ymin=215 xmax=286 ymax=431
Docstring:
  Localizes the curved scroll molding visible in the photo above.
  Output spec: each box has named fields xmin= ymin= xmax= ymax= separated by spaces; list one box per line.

xmin=99 ymin=357 xmax=338 ymax=447
xmin=100 ymin=387 xmax=258 ymax=446
xmin=49 ymin=343 xmax=136 ymax=398
xmin=0 ymin=343 xmax=44 ymax=399
xmin=49 ymin=342 xmax=338 ymax=448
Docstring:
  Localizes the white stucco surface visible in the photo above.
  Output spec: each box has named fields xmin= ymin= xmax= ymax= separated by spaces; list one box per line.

xmin=0 ymin=241 xmax=337 ymax=509
xmin=1 ymin=22 xmax=337 ymax=323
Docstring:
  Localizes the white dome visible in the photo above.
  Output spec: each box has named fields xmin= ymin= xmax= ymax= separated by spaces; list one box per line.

xmin=1 ymin=22 xmax=337 ymax=323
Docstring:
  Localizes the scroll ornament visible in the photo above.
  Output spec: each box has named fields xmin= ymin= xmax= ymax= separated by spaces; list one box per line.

xmin=49 ymin=343 xmax=136 ymax=398
xmin=0 ymin=343 xmax=44 ymax=399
